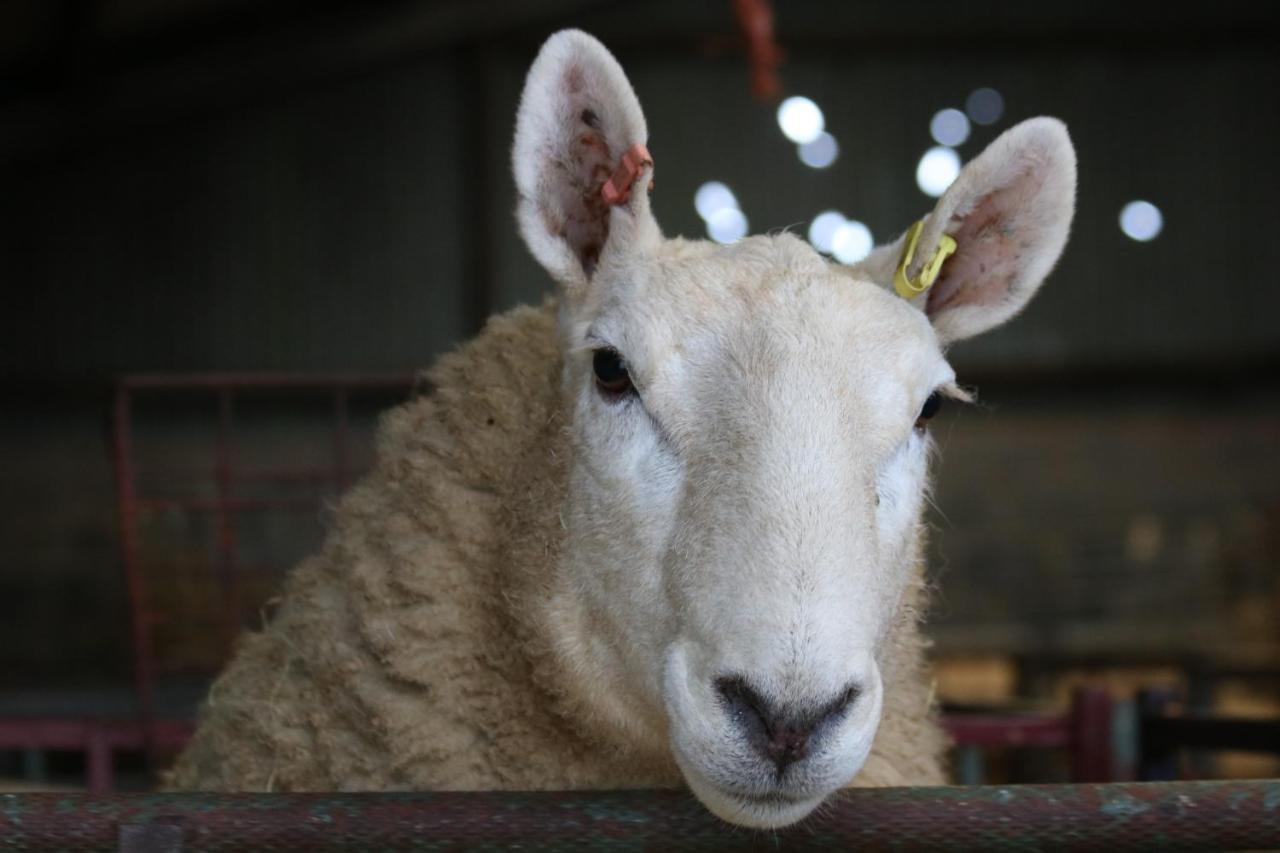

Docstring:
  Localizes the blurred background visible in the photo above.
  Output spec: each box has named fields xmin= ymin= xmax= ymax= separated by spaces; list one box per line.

xmin=1 ymin=0 xmax=1277 ymax=790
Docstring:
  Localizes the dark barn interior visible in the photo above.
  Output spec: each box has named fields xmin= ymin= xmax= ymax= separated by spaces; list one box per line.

xmin=1 ymin=0 xmax=1277 ymax=791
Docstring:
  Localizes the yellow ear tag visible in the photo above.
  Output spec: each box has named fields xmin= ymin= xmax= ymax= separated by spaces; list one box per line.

xmin=894 ymin=220 xmax=958 ymax=300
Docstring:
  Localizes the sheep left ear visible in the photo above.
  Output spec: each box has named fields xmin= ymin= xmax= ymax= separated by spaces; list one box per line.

xmin=851 ymin=117 xmax=1077 ymax=345
xmin=512 ymin=29 xmax=660 ymax=297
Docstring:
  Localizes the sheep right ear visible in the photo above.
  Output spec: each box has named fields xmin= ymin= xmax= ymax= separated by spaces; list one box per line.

xmin=513 ymin=30 xmax=660 ymax=296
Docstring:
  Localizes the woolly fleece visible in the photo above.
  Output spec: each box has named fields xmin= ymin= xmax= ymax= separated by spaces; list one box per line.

xmin=165 ymin=299 xmax=948 ymax=791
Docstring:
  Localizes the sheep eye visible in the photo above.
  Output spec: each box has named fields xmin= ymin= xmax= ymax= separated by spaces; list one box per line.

xmin=592 ymin=348 xmax=633 ymax=396
xmin=915 ymin=391 xmax=943 ymax=430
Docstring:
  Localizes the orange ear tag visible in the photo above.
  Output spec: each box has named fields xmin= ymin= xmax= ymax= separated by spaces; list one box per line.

xmin=601 ymin=143 xmax=654 ymax=206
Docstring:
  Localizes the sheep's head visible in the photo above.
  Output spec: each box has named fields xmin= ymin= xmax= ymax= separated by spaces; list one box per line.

xmin=514 ymin=30 xmax=1076 ymax=828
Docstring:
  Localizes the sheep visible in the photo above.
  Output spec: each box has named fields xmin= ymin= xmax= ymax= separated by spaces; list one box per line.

xmin=166 ymin=29 xmax=1077 ymax=829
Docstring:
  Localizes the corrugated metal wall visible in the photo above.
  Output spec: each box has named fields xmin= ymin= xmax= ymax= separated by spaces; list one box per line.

xmin=2 ymin=61 xmax=467 ymax=378
xmin=5 ymin=13 xmax=1279 ymax=378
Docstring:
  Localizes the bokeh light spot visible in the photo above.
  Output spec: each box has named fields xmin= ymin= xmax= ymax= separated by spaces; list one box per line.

xmin=777 ymin=96 xmax=825 ymax=144
xmin=694 ymin=181 xmax=737 ymax=222
xmin=798 ymin=132 xmax=839 ymax=169
xmin=707 ymin=207 xmax=749 ymax=244
xmin=831 ymin=219 xmax=874 ymax=264
xmin=1120 ymin=200 xmax=1163 ymax=241
xmin=930 ymin=108 xmax=971 ymax=147
xmin=966 ymin=87 xmax=1004 ymax=125
xmin=809 ymin=210 xmax=846 ymax=253
xmin=916 ymin=146 xmax=961 ymax=198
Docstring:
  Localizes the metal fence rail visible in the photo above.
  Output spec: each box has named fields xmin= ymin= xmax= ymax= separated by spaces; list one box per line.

xmin=2 ymin=781 xmax=1277 ymax=852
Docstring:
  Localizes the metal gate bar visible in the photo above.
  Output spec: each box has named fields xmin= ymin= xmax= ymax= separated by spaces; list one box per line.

xmin=110 ymin=372 xmax=413 ymax=784
xmin=945 ymin=686 xmax=1113 ymax=782
xmin=2 ymin=781 xmax=1277 ymax=852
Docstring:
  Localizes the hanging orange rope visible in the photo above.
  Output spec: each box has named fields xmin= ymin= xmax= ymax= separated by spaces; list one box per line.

xmin=733 ymin=0 xmax=782 ymax=101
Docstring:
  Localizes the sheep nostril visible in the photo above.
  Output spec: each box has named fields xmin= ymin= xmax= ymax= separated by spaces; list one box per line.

xmin=716 ymin=676 xmax=771 ymax=740
xmin=716 ymin=676 xmax=861 ymax=773
xmin=828 ymin=683 xmax=861 ymax=720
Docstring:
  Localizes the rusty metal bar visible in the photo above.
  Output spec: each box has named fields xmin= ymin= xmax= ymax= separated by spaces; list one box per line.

xmin=110 ymin=385 xmax=157 ymax=782
xmin=0 ymin=718 xmax=196 ymax=797
xmin=943 ymin=713 xmax=1070 ymax=748
xmin=84 ymin=727 xmax=112 ymax=795
xmin=1 ymin=782 xmax=1277 ymax=852
xmin=0 ymin=717 xmax=193 ymax=750
xmin=212 ymin=389 xmax=241 ymax=667
xmin=943 ymin=687 xmax=1115 ymax=782
xmin=1069 ymin=685 xmax=1114 ymax=782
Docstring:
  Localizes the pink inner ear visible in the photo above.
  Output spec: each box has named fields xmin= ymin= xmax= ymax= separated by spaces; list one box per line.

xmin=546 ymin=68 xmax=616 ymax=277
xmin=926 ymin=168 xmax=1044 ymax=317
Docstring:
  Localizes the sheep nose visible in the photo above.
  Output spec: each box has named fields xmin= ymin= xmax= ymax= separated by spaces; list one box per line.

xmin=716 ymin=676 xmax=859 ymax=773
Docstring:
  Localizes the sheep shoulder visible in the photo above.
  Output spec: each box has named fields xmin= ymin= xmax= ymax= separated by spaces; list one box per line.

xmin=166 ymin=300 xmax=675 ymax=790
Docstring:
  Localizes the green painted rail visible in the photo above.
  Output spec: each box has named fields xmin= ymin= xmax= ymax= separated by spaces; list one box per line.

xmin=2 ymin=780 xmax=1278 ymax=851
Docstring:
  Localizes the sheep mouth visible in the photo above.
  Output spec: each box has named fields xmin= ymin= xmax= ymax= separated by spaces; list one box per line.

xmin=731 ymin=789 xmax=810 ymax=806
xmin=713 ymin=785 xmax=829 ymax=828
xmin=674 ymin=754 xmax=831 ymax=828
xmin=670 ymin=741 xmax=832 ymax=826
xmin=713 ymin=771 xmax=834 ymax=808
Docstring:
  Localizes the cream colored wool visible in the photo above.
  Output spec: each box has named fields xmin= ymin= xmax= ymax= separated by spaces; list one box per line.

xmin=166 ymin=299 xmax=947 ymax=791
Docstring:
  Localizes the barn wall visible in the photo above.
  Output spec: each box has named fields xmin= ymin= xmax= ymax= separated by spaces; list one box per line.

xmin=0 ymin=2 xmax=1276 ymax=689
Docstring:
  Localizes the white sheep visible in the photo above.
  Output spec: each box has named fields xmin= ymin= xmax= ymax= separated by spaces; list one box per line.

xmin=167 ymin=29 xmax=1076 ymax=829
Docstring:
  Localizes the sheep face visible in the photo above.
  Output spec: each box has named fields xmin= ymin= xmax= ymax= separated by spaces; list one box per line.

xmin=554 ymin=236 xmax=948 ymax=826
xmin=514 ymin=30 xmax=1075 ymax=828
